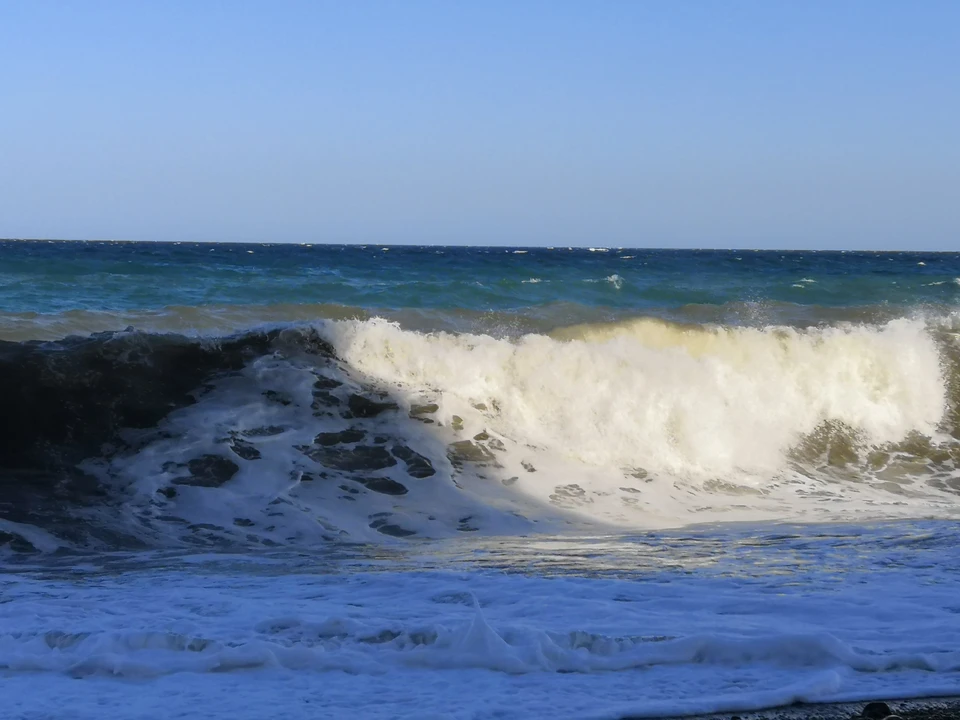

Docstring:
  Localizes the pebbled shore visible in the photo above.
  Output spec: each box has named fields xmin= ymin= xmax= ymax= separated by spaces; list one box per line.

xmin=629 ymin=697 xmax=960 ymax=720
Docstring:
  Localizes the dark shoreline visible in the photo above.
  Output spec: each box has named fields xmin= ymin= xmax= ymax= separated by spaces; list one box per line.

xmin=629 ymin=697 xmax=960 ymax=720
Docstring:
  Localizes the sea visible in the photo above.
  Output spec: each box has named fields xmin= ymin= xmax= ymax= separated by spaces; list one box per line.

xmin=2 ymin=240 xmax=959 ymax=719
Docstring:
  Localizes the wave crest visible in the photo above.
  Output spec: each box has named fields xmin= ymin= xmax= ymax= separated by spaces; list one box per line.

xmin=328 ymin=316 xmax=947 ymax=477
xmin=2 ymin=315 xmax=960 ymax=552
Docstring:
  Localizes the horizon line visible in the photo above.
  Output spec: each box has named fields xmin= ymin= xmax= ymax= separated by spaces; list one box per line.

xmin=2 ymin=237 xmax=958 ymax=254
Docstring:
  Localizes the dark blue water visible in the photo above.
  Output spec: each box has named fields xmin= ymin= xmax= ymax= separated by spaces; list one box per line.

xmin=2 ymin=241 xmax=959 ymax=319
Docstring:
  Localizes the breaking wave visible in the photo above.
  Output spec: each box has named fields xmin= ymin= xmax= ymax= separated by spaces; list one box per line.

xmin=3 ymin=310 xmax=960 ymax=553
xmin=332 ymin=315 xmax=952 ymax=476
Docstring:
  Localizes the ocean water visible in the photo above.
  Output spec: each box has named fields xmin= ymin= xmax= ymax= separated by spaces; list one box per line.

xmin=2 ymin=241 xmax=960 ymax=719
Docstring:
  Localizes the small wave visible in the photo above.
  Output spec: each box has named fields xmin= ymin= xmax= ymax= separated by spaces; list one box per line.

xmin=606 ymin=274 xmax=623 ymax=290
xmin=6 ymin=610 xmax=958 ymax=679
xmin=588 ymin=247 xmax=609 ymax=252
xmin=522 ymin=278 xmax=542 ymax=284
xmin=512 ymin=250 xmax=528 ymax=254
xmin=0 ymin=303 xmax=374 ymax=342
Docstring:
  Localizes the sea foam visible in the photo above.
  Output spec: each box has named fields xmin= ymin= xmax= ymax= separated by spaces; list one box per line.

xmin=326 ymin=316 xmax=945 ymax=480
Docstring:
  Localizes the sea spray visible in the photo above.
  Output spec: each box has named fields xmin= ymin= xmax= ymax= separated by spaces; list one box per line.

xmin=325 ymin=316 xmax=946 ymax=478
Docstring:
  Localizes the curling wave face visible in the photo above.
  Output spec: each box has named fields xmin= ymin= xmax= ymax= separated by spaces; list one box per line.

xmin=2 ymin=312 xmax=960 ymax=553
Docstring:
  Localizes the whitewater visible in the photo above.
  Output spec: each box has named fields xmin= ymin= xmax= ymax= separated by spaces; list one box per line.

xmin=2 ymin=242 xmax=960 ymax=719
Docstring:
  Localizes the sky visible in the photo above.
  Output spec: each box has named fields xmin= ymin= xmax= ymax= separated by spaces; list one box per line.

xmin=0 ymin=1 xmax=957 ymax=249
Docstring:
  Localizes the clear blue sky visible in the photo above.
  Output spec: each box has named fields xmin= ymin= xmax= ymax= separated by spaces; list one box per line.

xmin=1 ymin=1 xmax=957 ymax=248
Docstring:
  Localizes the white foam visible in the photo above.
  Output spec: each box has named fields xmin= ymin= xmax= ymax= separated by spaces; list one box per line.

xmin=319 ymin=316 xmax=957 ymax=528
xmin=327 ymin=317 xmax=944 ymax=478
xmin=86 ymin=345 xmax=542 ymax=546
xmin=0 ymin=519 xmax=61 ymax=553
xmin=3 ymin=532 xmax=959 ymax=718
xmin=62 ymin=317 xmax=960 ymax=550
